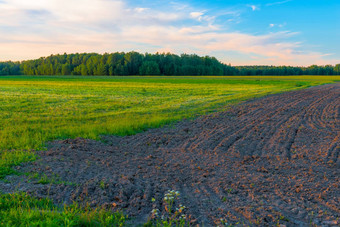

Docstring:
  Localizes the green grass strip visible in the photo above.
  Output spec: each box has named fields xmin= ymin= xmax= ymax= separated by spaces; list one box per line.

xmin=0 ymin=192 xmax=126 ymax=226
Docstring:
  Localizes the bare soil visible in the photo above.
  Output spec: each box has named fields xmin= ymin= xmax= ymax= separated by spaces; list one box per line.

xmin=1 ymin=84 xmax=339 ymax=226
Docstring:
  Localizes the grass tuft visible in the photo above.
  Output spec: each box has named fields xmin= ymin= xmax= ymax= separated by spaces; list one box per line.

xmin=0 ymin=150 xmax=36 ymax=179
xmin=0 ymin=192 xmax=126 ymax=226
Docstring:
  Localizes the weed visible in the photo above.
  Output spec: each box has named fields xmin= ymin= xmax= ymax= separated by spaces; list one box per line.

xmin=279 ymin=215 xmax=289 ymax=222
xmin=37 ymin=174 xmax=50 ymax=185
xmin=226 ymin=188 xmax=233 ymax=194
xmin=100 ymin=180 xmax=107 ymax=189
xmin=28 ymin=172 xmax=76 ymax=186
xmin=147 ymin=190 xmax=188 ymax=226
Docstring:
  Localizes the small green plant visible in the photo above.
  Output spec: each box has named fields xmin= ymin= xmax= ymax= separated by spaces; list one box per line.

xmin=279 ymin=215 xmax=289 ymax=222
xmin=28 ymin=172 xmax=77 ymax=186
xmin=226 ymin=188 xmax=233 ymax=194
xmin=100 ymin=180 xmax=107 ymax=189
xmin=37 ymin=174 xmax=50 ymax=185
xmin=148 ymin=190 xmax=188 ymax=227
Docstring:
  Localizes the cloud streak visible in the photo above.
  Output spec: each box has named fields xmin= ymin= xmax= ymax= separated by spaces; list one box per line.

xmin=0 ymin=0 xmax=336 ymax=66
xmin=266 ymin=0 xmax=292 ymax=7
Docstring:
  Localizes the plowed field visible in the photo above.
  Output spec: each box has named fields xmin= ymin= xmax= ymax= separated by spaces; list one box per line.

xmin=2 ymin=83 xmax=339 ymax=226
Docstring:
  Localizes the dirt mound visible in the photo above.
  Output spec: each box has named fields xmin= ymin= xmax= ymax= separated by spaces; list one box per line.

xmin=2 ymin=83 xmax=340 ymax=226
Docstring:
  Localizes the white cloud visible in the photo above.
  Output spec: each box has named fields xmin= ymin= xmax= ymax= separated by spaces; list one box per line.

xmin=190 ymin=11 xmax=215 ymax=24
xmin=269 ymin=23 xmax=287 ymax=28
xmin=190 ymin=12 xmax=204 ymax=20
xmin=134 ymin=7 xmax=149 ymax=13
xmin=247 ymin=5 xmax=260 ymax=11
xmin=266 ymin=0 xmax=292 ymax=6
xmin=0 ymin=0 xmax=337 ymax=66
xmin=1 ymin=0 xmax=124 ymax=24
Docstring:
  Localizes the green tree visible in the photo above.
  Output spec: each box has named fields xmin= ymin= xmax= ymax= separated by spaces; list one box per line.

xmin=94 ymin=63 xmax=108 ymax=75
xmin=61 ymin=64 xmax=71 ymax=75
xmin=81 ymin=65 xmax=88 ymax=76
xmin=124 ymin=52 xmax=143 ymax=75
xmin=139 ymin=61 xmax=160 ymax=75
xmin=334 ymin=64 xmax=340 ymax=75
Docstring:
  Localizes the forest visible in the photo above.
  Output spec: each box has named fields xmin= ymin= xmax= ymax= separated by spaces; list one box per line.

xmin=1 ymin=52 xmax=339 ymax=76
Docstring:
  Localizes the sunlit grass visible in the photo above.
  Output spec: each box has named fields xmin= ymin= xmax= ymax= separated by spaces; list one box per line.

xmin=0 ymin=75 xmax=339 ymax=152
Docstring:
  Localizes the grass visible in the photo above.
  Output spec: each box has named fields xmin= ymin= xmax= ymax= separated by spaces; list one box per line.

xmin=0 ymin=150 xmax=36 ymax=179
xmin=27 ymin=172 xmax=77 ymax=186
xmin=0 ymin=192 xmax=126 ymax=226
xmin=1 ymin=75 xmax=339 ymax=153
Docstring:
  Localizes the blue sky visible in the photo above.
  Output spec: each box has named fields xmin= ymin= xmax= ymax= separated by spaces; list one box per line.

xmin=0 ymin=0 xmax=339 ymax=65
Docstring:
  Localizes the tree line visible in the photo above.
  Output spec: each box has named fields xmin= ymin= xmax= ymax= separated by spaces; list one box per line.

xmin=0 ymin=62 xmax=21 ymax=75
xmin=1 ymin=52 xmax=339 ymax=76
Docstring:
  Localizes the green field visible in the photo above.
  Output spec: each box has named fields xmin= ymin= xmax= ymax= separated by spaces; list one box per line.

xmin=0 ymin=76 xmax=339 ymax=175
xmin=1 ymin=75 xmax=339 ymax=153
xmin=0 ymin=76 xmax=338 ymax=150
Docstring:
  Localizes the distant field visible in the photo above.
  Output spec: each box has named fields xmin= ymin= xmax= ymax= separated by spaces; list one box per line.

xmin=1 ymin=75 xmax=339 ymax=152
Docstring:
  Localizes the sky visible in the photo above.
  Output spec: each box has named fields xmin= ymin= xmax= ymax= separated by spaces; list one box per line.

xmin=0 ymin=0 xmax=339 ymax=66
